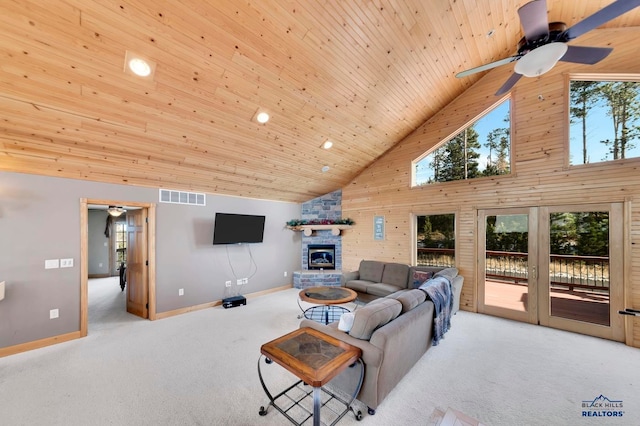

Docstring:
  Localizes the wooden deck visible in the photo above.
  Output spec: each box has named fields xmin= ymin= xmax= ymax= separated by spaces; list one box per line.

xmin=484 ymin=280 xmax=610 ymax=326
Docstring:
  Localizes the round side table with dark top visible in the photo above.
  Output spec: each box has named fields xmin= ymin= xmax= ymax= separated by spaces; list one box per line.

xmin=297 ymin=286 xmax=357 ymax=325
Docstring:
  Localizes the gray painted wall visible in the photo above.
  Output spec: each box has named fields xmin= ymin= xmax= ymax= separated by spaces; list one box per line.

xmin=0 ymin=171 xmax=301 ymax=348
xmin=88 ymin=210 xmax=110 ymax=276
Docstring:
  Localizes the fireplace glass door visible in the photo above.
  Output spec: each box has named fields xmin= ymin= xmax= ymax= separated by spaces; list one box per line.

xmin=308 ymin=245 xmax=336 ymax=270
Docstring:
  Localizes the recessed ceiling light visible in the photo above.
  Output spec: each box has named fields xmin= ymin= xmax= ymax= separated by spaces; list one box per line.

xmin=256 ymin=112 xmax=270 ymax=123
xmin=322 ymin=140 xmax=333 ymax=149
xmin=128 ymin=58 xmax=151 ymax=77
xmin=124 ymin=51 xmax=155 ymax=79
xmin=321 ymin=165 xmax=330 ymax=173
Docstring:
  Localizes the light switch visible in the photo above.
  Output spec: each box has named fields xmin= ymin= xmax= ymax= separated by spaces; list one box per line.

xmin=45 ymin=259 xmax=59 ymax=269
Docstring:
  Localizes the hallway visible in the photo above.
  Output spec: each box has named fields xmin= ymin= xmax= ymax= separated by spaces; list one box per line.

xmin=88 ymin=277 xmax=142 ymax=333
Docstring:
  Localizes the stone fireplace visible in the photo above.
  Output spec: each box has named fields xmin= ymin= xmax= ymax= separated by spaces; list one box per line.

xmin=293 ymin=189 xmax=344 ymax=288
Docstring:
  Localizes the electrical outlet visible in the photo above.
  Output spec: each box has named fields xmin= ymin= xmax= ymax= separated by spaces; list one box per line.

xmin=178 ymin=288 xmax=184 ymax=296
xmin=284 ymin=271 xmax=287 ymax=277
xmin=225 ymin=280 xmax=232 ymax=288
xmin=60 ymin=258 xmax=73 ymax=268
xmin=50 ymin=309 xmax=59 ymax=319
xmin=236 ymin=279 xmax=243 ymax=286
xmin=242 ymin=278 xmax=248 ymax=285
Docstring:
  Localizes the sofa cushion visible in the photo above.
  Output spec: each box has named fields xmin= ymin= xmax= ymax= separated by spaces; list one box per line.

xmin=366 ymin=283 xmax=403 ymax=297
xmin=380 ymin=263 xmax=410 ymax=287
xmin=344 ymin=280 xmax=372 ymax=293
xmin=349 ymin=298 xmax=402 ymax=340
xmin=387 ymin=289 xmax=427 ymax=314
xmin=359 ymin=260 xmax=385 ymax=282
xmin=411 ymin=270 xmax=434 ymax=289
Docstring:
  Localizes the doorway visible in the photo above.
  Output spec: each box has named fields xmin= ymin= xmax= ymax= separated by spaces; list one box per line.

xmin=80 ymin=199 xmax=157 ymax=337
xmin=477 ymin=204 xmax=625 ymax=341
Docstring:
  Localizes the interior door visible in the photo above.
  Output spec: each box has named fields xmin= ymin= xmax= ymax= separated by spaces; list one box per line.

xmin=126 ymin=208 xmax=148 ymax=318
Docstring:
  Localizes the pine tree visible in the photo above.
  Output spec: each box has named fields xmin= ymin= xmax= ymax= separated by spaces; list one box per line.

xmin=569 ymin=81 xmax=600 ymax=164
xmin=437 ymin=127 xmax=481 ymax=182
xmin=576 ymin=212 xmax=609 ymax=257
xmin=599 ymin=81 xmax=640 ymax=160
xmin=484 ymin=127 xmax=510 ymax=176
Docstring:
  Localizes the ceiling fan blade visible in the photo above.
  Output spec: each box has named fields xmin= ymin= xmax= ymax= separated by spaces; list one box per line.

xmin=495 ymin=73 xmax=523 ymax=96
xmin=560 ymin=45 xmax=613 ymax=65
xmin=456 ymin=55 xmax=521 ymax=78
xmin=518 ymin=0 xmax=549 ymax=42
xmin=563 ymin=0 xmax=640 ymax=40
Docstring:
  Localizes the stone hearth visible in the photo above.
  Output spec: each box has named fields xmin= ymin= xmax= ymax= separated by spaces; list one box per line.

xmin=293 ymin=270 xmax=342 ymax=289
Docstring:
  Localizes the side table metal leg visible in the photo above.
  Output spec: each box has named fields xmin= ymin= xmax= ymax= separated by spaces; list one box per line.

xmin=297 ymin=297 xmax=305 ymax=319
xmin=313 ymin=386 xmax=321 ymax=426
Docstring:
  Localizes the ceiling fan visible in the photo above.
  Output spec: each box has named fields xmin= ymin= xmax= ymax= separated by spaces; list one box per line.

xmin=456 ymin=0 xmax=640 ymax=95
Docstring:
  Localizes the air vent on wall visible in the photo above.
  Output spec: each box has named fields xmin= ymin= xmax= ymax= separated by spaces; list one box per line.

xmin=159 ymin=189 xmax=206 ymax=206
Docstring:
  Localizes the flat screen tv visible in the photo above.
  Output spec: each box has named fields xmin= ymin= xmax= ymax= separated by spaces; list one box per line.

xmin=213 ymin=213 xmax=266 ymax=244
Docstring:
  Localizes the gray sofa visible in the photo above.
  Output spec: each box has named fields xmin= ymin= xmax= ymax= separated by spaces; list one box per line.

xmin=342 ymin=260 xmax=464 ymax=313
xmin=300 ymin=288 xmax=436 ymax=415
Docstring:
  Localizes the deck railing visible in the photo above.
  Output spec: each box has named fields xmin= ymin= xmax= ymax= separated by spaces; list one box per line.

xmin=417 ymin=247 xmax=609 ymax=293
xmin=417 ymin=248 xmax=455 ymax=268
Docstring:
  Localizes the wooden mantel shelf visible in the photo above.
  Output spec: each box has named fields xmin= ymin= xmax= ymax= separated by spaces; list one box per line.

xmin=287 ymin=224 xmax=352 ymax=236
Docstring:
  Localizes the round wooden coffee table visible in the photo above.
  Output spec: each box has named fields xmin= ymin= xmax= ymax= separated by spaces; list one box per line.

xmin=298 ymin=286 xmax=357 ymax=325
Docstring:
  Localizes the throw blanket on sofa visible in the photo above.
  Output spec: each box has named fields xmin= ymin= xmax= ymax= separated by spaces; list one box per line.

xmin=419 ymin=276 xmax=453 ymax=346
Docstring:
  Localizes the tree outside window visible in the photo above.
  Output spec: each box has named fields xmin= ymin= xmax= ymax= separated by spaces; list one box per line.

xmin=115 ymin=221 xmax=127 ymax=266
xmin=416 ymin=214 xmax=455 ymax=267
xmin=414 ymin=100 xmax=511 ymax=185
xmin=569 ymin=80 xmax=640 ymax=165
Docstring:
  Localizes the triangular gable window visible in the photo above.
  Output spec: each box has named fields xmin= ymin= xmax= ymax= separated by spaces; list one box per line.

xmin=413 ymin=99 xmax=511 ymax=186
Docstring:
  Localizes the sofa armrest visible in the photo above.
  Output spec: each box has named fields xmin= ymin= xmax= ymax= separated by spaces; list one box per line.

xmin=451 ymin=275 xmax=464 ymax=314
xmin=341 ymin=270 xmax=360 ymax=286
xmin=299 ymin=319 xmax=383 ymax=368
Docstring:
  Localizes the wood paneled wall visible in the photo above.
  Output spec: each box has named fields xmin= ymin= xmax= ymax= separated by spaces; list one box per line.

xmin=341 ymin=28 xmax=640 ymax=347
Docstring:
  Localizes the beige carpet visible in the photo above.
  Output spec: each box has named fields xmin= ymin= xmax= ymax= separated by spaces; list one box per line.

xmin=1 ymin=281 xmax=639 ymax=425
xmin=428 ymin=407 xmax=485 ymax=426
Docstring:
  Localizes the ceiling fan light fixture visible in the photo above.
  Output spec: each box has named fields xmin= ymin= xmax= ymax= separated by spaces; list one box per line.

xmin=514 ymin=42 xmax=568 ymax=77
xmin=107 ymin=206 xmax=125 ymax=217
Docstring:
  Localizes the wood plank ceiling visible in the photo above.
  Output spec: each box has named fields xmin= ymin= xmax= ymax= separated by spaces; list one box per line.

xmin=1 ymin=1 xmax=639 ymax=202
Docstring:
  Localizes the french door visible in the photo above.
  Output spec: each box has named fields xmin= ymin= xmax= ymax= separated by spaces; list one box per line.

xmin=478 ymin=204 xmax=624 ymax=341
